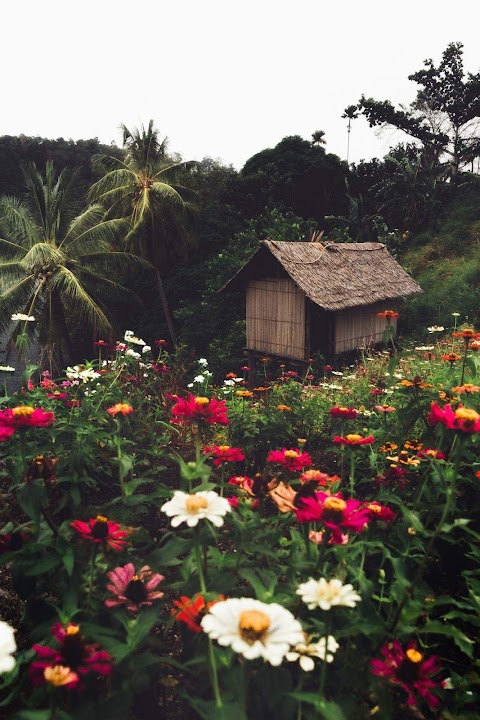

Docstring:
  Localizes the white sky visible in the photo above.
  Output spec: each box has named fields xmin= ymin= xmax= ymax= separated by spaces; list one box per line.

xmin=2 ymin=0 xmax=479 ymax=170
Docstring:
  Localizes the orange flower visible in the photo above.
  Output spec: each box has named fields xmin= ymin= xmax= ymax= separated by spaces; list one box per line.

xmin=107 ymin=403 xmax=133 ymax=416
xmin=452 ymin=328 xmax=479 ymax=339
xmin=401 ymin=376 xmax=433 ymax=389
xmin=277 ymin=404 xmax=292 ymax=412
xmin=377 ymin=310 xmax=399 ymax=319
xmin=236 ymin=390 xmax=254 ymax=398
xmin=452 ymin=383 xmax=480 ymax=394
xmin=441 ymin=352 xmax=461 ymax=363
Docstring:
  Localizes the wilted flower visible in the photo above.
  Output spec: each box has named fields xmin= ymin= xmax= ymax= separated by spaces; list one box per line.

xmin=105 ymin=563 xmax=164 ymax=612
xmin=71 ymin=516 xmax=129 ymax=550
xmin=161 ymin=490 xmax=231 ymax=527
xmin=371 ymin=640 xmax=443 ymax=710
xmin=0 ymin=621 xmax=16 ymax=673
xmin=296 ymin=578 xmax=361 ymax=610
xmin=11 ymin=313 xmax=35 ymax=322
xmin=286 ymin=635 xmax=339 ymax=670
xmin=201 ymin=597 xmax=304 ymax=666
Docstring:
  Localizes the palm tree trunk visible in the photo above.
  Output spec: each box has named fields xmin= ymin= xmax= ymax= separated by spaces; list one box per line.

xmin=155 ymin=269 xmax=178 ymax=346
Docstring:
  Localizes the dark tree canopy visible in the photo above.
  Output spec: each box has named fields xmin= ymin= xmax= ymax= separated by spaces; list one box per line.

xmin=358 ymin=42 xmax=480 ymax=179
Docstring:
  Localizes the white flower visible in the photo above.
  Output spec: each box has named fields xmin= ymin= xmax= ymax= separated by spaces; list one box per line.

xmin=296 ymin=578 xmax=361 ymax=611
xmin=198 ymin=358 xmax=208 ymax=366
xmin=0 ymin=621 xmax=16 ymax=673
xmin=0 ymin=366 xmax=15 ymax=372
xmin=124 ymin=332 xmax=145 ymax=346
xmin=193 ymin=375 xmax=205 ymax=383
xmin=331 ymin=370 xmax=343 ymax=376
xmin=11 ymin=313 xmax=35 ymax=322
xmin=451 ymin=312 xmax=460 ymax=317
xmin=224 ymin=379 xmax=235 ymax=387
xmin=286 ymin=635 xmax=339 ymax=670
xmin=415 ymin=345 xmax=435 ymax=352
xmin=125 ymin=349 xmax=141 ymax=359
xmin=124 ymin=330 xmax=134 ymax=337
xmin=201 ymin=598 xmax=304 ymax=666
xmin=187 ymin=382 xmax=194 ymax=388
xmin=160 ymin=490 xmax=231 ymax=528
xmin=427 ymin=325 xmax=444 ymax=333
xmin=65 ymin=365 xmax=100 ymax=383
xmin=142 ymin=345 xmax=151 ymax=354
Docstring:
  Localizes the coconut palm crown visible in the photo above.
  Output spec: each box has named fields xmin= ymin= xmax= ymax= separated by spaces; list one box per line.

xmin=88 ymin=120 xmax=199 ymax=344
xmin=0 ymin=161 xmax=143 ymax=369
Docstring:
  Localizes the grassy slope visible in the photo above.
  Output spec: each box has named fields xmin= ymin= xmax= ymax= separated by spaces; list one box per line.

xmin=399 ymin=175 xmax=480 ymax=336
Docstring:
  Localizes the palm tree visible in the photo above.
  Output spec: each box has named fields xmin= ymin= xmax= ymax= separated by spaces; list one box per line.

xmin=311 ymin=130 xmax=326 ymax=147
xmin=0 ymin=161 xmax=143 ymax=370
xmin=88 ymin=121 xmax=198 ymax=345
xmin=341 ymin=106 xmax=359 ymax=164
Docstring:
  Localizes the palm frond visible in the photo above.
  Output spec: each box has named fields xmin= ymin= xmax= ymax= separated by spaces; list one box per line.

xmin=76 ymin=266 xmax=142 ymax=308
xmin=0 ymin=262 xmax=29 ymax=292
xmin=0 ymin=196 xmax=39 ymax=248
xmin=61 ymin=208 xmax=129 ymax=256
xmin=78 ymin=251 xmax=152 ymax=275
xmin=0 ymin=276 xmax=38 ymax=334
xmin=21 ymin=243 xmax=66 ymax=274
xmin=50 ymin=266 xmax=112 ymax=335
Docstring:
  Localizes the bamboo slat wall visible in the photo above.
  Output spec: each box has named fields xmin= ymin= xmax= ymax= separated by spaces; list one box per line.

xmin=246 ymin=278 xmax=306 ymax=360
xmin=333 ymin=301 xmax=399 ymax=354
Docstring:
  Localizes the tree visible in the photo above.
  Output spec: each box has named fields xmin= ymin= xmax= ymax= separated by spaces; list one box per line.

xmin=311 ymin=130 xmax=326 ymax=146
xmin=341 ymin=105 xmax=359 ymax=164
xmin=0 ymin=162 xmax=142 ymax=370
xmin=88 ymin=121 xmax=198 ymax=345
xmin=358 ymin=42 xmax=480 ymax=180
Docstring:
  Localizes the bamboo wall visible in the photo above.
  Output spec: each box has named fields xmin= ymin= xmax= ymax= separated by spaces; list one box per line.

xmin=333 ymin=301 xmax=399 ymax=354
xmin=246 ymin=278 xmax=306 ymax=360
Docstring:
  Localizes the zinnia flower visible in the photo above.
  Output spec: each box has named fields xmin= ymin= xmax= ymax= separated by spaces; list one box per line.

xmin=203 ymin=445 xmax=245 ymax=467
xmin=105 ymin=563 xmax=164 ymax=612
xmin=332 ymin=434 xmax=375 ymax=446
xmin=161 ymin=490 xmax=231 ymax=527
xmin=65 ymin=365 xmax=100 ymax=383
xmin=11 ymin=313 xmax=35 ymax=321
xmin=171 ymin=394 xmax=229 ymax=425
xmin=0 ymin=406 xmax=55 ymax=439
xmin=366 ymin=502 xmax=396 ymax=523
xmin=299 ymin=469 xmax=340 ymax=488
xmin=266 ymin=448 xmax=312 ymax=472
xmin=227 ymin=476 xmax=259 ymax=509
xmin=30 ymin=623 xmax=112 ymax=687
xmin=377 ymin=310 xmax=399 ymax=319
xmin=201 ymin=598 xmax=304 ymax=666
xmin=0 ymin=620 xmax=16 ymax=673
xmin=296 ymin=578 xmax=361 ymax=610
xmin=370 ymin=640 xmax=443 ymax=710
xmin=286 ymin=636 xmax=339 ymax=669
xmin=295 ymin=492 xmax=371 ymax=543
xmin=427 ymin=325 xmax=444 ymax=333
xmin=172 ymin=594 xmax=224 ymax=632
xmin=329 ymin=407 xmax=358 ymax=419
xmin=428 ymin=403 xmax=480 ymax=434
xmin=107 ymin=403 xmax=134 ymax=416
xmin=71 ymin=516 xmax=129 ymax=550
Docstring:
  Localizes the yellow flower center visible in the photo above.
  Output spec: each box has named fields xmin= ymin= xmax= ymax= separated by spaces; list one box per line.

xmin=12 ymin=406 xmax=35 ymax=417
xmin=406 ymin=648 xmax=423 ymax=664
xmin=44 ymin=665 xmax=77 ymax=687
xmin=218 ymin=445 xmax=231 ymax=452
xmin=368 ymin=503 xmax=382 ymax=513
xmin=238 ymin=609 xmax=271 ymax=645
xmin=455 ymin=408 xmax=480 ymax=423
xmin=195 ymin=397 xmax=210 ymax=406
xmin=65 ymin=625 xmax=80 ymax=636
xmin=323 ymin=497 xmax=347 ymax=512
xmin=96 ymin=515 xmax=108 ymax=523
xmin=185 ymin=495 xmax=209 ymax=513
xmin=346 ymin=434 xmax=362 ymax=442
xmin=284 ymin=450 xmax=299 ymax=459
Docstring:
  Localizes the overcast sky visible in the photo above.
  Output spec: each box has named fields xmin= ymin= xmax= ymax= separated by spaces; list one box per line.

xmin=2 ymin=1 xmax=479 ymax=170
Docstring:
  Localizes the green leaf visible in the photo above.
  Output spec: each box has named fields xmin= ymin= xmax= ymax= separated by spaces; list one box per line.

xmin=418 ymin=621 xmax=474 ymax=657
xmin=290 ymin=693 xmax=347 ymax=719
xmin=16 ymin=481 xmax=46 ymax=524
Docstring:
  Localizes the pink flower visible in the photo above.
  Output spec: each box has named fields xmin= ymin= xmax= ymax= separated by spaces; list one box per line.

xmin=428 ymin=403 xmax=480 ymax=434
xmin=71 ymin=516 xmax=129 ymax=551
xmin=365 ymin=502 xmax=396 ymax=523
xmin=0 ymin=406 xmax=55 ymax=438
xmin=417 ymin=448 xmax=447 ymax=460
xmin=371 ymin=640 xmax=443 ymax=710
xmin=330 ymin=407 xmax=358 ymax=419
xmin=267 ymin=448 xmax=312 ymax=472
xmin=171 ymin=394 xmax=229 ymax=425
xmin=204 ymin=445 xmax=245 ymax=467
xmin=295 ymin=492 xmax=371 ymax=543
xmin=105 ymin=563 xmax=164 ymax=612
xmin=30 ymin=623 xmax=112 ymax=688
xmin=333 ymin=434 xmax=375 ymax=446
xmin=227 ymin=476 xmax=259 ymax=509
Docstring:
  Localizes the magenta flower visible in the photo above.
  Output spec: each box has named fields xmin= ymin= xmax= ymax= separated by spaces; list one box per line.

xmin=105 ymin=563 xmax=164 ymax=612
xmin=267 ymin=448 xmax=312 ymax=472
xmin=428 ymin=402 xmax=480 ymax=433
xmin=295 ymin=492 xmax=371 ymax=543
xmin=371 ymin=640 xmax=443 ymax=710
xmin=30 ymin=623 xmax=112 ymax=688
xmin=204 ymin=445 xmax=245 ymax=466
xmin=171 ymin=394 xmax=229 ymax=425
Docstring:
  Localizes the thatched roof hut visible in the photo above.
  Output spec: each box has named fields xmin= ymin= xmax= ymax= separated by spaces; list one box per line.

xmin=223 ymin=240 xmax=422 ymax=359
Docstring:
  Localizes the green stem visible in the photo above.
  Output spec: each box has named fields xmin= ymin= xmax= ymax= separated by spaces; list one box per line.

xmin=194 ymin=543 xmax=207 ymax=594
xmin=349 ymin=452 xmax=356 ymax=498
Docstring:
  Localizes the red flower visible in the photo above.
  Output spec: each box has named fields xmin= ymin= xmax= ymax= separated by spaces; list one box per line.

xmin=204 ymin=445 xmax=245 ymax=467
xmin=46 ymin=392 xmax=69 ymax=401
xmin=154 ymin=339 xmax=169 ymax=346
xmin=417 ymin=448 xmax=446 ymax=460
xmin=105 ymin=563 xmax=164 ymax=612
xmin=266 ymin=448 xmax=312 ymax=472
xmin=371 ymin=640 xmax=443 ymax=710
xmin=40 ymin=378 xmax=57 ymax=390
xmin=366 ymin=502 xmax=396 ymax=523
xmin=428 ymin=402 xmax=480 ymax=434
xmin=0 ymin=406 xmax=55 ymax=437
xmin=171 ymin=394 xmax=229 ymax=425
xmin=0 ymin=529 xmax=31 ymax=553
xmin=375 ymin=465 xmax=409 ymax=489
xmin=107 ymin=403 xmax=133 ymax=416
xmin=330 ymin=407 xmax=358 ymax=419
xmin=333 ymin=434 xmax=375 ymax=446
xmin=172 ymin=595 xmax=224 ymax=632
xmin=71 ymin=516 xmax=129 ymax=550
xmin=30 ymin=623 xmax=112 ymax=688
xmin=377 ymin=310 xmax=399 ymax=319
xmin=295 ymin=492 xmax=371 ymax=543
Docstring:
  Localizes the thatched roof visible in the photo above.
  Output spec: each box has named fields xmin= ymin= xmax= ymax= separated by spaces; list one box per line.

xmin=223 ymin=240 xmax=422 ymax=311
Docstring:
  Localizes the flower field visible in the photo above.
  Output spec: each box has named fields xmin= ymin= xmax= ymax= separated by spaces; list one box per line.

xmin=0 ymin=323 xmax=479 ymax=720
